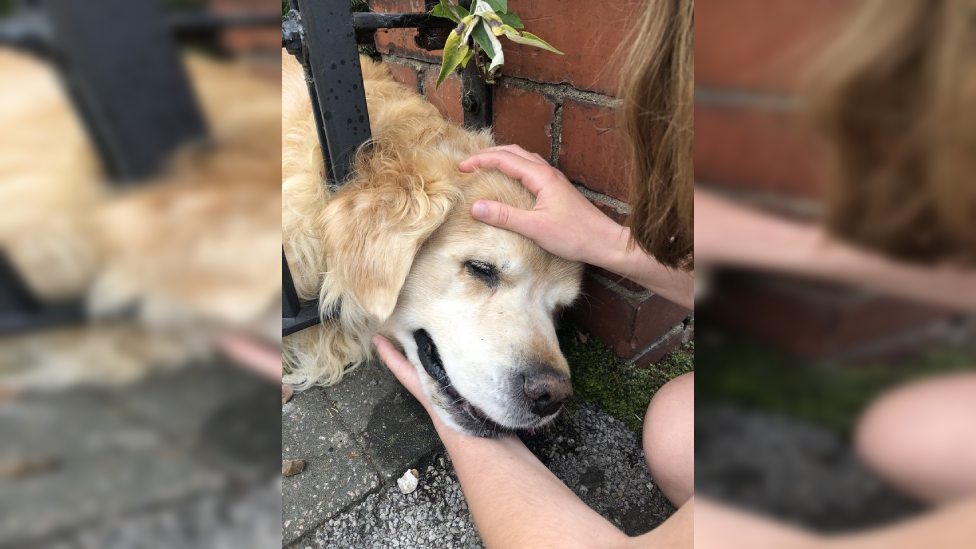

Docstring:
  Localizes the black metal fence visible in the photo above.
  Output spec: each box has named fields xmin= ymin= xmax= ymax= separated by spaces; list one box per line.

xmin=0 ymin=0 xmax=280 ymax=335
xmin=281 ymin=0 xmax=493 ymax=336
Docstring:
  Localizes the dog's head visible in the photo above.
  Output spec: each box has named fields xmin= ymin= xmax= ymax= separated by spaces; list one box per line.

xmin=321 ymin=142 xmax=583 ymax=437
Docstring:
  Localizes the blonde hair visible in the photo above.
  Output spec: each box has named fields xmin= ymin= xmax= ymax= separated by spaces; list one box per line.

xmin=807 ymin=0 xmax=976 ymax=265
xmin=617 ymin=0 xmax=694 ymax=270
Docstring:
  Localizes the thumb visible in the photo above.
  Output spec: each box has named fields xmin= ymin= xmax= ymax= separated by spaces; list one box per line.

xmin=372 ymin=335 xmax=421 ymax=390
xmin=471 ymin=200 xmax=533 ymax=236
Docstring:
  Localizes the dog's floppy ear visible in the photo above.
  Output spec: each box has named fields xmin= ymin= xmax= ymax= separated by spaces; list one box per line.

xmin=319 ymin=150 xmax=462 ymax=323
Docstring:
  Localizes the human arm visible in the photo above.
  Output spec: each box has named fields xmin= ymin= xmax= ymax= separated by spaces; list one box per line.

xmin=460 ymin=145 xmax=694 ymax=310
xmin=372 ymin=334 xmax=692 ymax=549
xmin=694 ymin=189 xmax=976 ymax=312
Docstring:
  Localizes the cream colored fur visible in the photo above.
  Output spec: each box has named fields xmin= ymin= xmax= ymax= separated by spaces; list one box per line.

xmin=282 ymin=50 xmax=584 ymax=436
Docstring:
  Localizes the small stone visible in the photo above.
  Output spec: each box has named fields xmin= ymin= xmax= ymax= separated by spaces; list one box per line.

xmin=0 ymin=457 xmax=58 ymax=479
xmin=397 ymin=469 xmax=419 ymax=494
xmin=282 ymin=459 xmax=306 ymax=476
xmin=282 ymin=384 xmax=294 ymax=404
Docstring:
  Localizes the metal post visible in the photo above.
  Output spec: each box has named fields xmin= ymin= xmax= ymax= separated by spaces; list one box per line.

xmin=44 ymin=0 xmax=209 ymax=182
xmin=457 ymin=0 xmax=492 ymax=130
xmin=294 ymin=0 xmax=372 ymax=186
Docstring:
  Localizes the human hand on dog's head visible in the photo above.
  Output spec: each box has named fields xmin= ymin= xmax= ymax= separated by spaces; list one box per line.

xmin=460 ymin=145 xmax=625 ymax=267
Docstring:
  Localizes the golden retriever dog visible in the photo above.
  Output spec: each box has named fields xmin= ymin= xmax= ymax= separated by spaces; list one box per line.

xmin=0 ymin=48 xmax=280 ymax=389
xmin=282 ymin=50 xmax=584 ymax=437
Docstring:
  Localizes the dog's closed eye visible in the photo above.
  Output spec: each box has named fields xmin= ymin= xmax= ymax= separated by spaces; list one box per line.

xmin=464 ymin=260 xmax=499 ymax=288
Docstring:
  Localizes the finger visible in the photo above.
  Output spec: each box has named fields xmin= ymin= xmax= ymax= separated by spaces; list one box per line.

xmin=476 ymin=144 xmax=547 ymax=164
xmin=371 ymin=334 xmax=422 ymax=394
xmin=459 ymin=151 xmax=550 ymax=195
xmin=471 ymin=199 xmax=536 ymax=237
xmin=217 ymin=335 xmax=282 ymax=383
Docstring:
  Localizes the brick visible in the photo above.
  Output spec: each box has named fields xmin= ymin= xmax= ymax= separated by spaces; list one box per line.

xmin=492 ymin=86 xmax=555 ymax=159
xmin=384 ymin=62 xmax=419 ymax=93
xmin=631 ymin=323 xmax=685 ymax=369
xmin=213 ymin=0 xmax=281 ymax=53
xmin=699 ymin=274 xmax=958 ymax=359
xmin=592 ymin=200 xmax=627 ymax=225
xmin=569 ymin=272 xmax=690 ymax=359
xmin=695 ymin=105 xmax=830 ymax=199
xmin=697 ymin=0 xmax=857 ymax=92
xmin=501 ymin=0 xmax=640 ymax=95
xmin=591 ymin=267 xmax=645 ymax=294
xmin=372 ymin=0 xmax=442 ymax=62
xmin=559 ymin=100 xmax=629 ymax=201
xmin=423 ymin=70 xmax=464 ymax=126
xmin=634 ymin=290 xmax=692 ymax=347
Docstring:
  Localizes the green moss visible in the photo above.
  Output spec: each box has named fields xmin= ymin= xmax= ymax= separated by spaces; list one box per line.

xmin=696 ymin=336 xmax=976 ymax=436
xmin=560 ymin=326 xmax=694 ymax=436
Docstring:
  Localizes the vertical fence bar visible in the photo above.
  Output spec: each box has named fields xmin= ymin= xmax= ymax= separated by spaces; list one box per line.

xmin=282 ymin=250 xmax=302 ymax=319
xmin=457 ymin=0 xmax=492 ymax=130
xmin=283 ymin=0 xmax=373 ymax=336
xmin=45 ymin=0 xmax=208 ymax=183
xmin=295 ymin=0 xmax=372 ymax=185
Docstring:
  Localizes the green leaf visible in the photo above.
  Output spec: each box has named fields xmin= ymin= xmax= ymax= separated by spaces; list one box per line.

xmin=486 ymin=28 xmax=505 ymax=72
xmin=460 ymin=14 xmax=478 ymax=44
xmin=436 ymin=29 xmax=469 ymax=89
xmin=470 ymin=18 xmax=497 ymax=58
xmin=431 ymin=4 xmax=458 ymax=23
xmin=497 ymin=11 xmax=523 ymax=29
xmin=433 ymin=0 xmax=469 ymax=22
xmin=483 ymin=0 xmax=507 ymax=12
xmin=492 ymin=22 xmax=515 ymax=36
xmin=502 ymin=30 xmax=563 ymax=54
xmin=460 ymin=47 xmax=474 ymax=68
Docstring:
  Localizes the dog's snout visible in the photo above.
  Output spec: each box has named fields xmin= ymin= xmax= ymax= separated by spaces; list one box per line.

xmin=523 ymin=371 xmax=572 ymax=417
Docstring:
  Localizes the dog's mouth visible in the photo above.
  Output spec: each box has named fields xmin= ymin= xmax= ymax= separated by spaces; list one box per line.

xmin=413 ymin=329 xmax=510 ymax=438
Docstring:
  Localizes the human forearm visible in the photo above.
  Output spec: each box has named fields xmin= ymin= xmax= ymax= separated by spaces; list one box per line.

xmin=436 ymin=424 xmax=629 ymax=549
xmin=595 ymin=225 xmax=695 ymax=310
xmin=695 ymin=190 xmax=976 ymax=312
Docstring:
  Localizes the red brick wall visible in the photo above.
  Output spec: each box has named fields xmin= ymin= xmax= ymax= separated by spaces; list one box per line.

xmin=212 ymin=0 xmax=281 ymax=54
xmin=196 ymin=0 xmax=281 ymax=84
xmin=695 ymin=0 xmax=964 ymax=361
xmin=372 ymin=0 xmax=692 ymax=368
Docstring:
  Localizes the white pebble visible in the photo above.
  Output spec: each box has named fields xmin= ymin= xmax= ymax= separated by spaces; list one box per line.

xmin=397 ymin=469 xmax=419 ymax=494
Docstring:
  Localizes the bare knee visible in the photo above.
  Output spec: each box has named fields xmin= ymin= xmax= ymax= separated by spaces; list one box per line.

xmin=644 ymin=371 xmax=695 ymax=506
xmin=856 ymin=372 xmax=976 ymax=504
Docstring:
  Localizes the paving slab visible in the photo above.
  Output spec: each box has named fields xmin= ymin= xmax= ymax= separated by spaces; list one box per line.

xmin=0 ymin=387 xmax=225 ymax=546
xmin=322 ymin=359 xmax=443 ymax=481
xmin=280 ymin=387 xmax=381 ymax=547
xmin=115 ymin=361 xmax=281 ymax=481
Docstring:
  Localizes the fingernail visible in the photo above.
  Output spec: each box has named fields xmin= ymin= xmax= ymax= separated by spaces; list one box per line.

xmin=371 ymin=335 xmax=380 ymax=347
xmin=472 ymin=201 xmax=488 ymax=219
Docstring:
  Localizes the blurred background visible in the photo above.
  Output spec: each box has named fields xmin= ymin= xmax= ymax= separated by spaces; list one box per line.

xmin=0 ymin=0 xmax=282 ymax=547
xmin=695 ymin=0 xmax=976 ymax=538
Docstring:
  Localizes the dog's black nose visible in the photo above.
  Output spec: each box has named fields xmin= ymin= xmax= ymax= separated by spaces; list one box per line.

xmin=523 ymin=372 xmax=573 ymax=417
